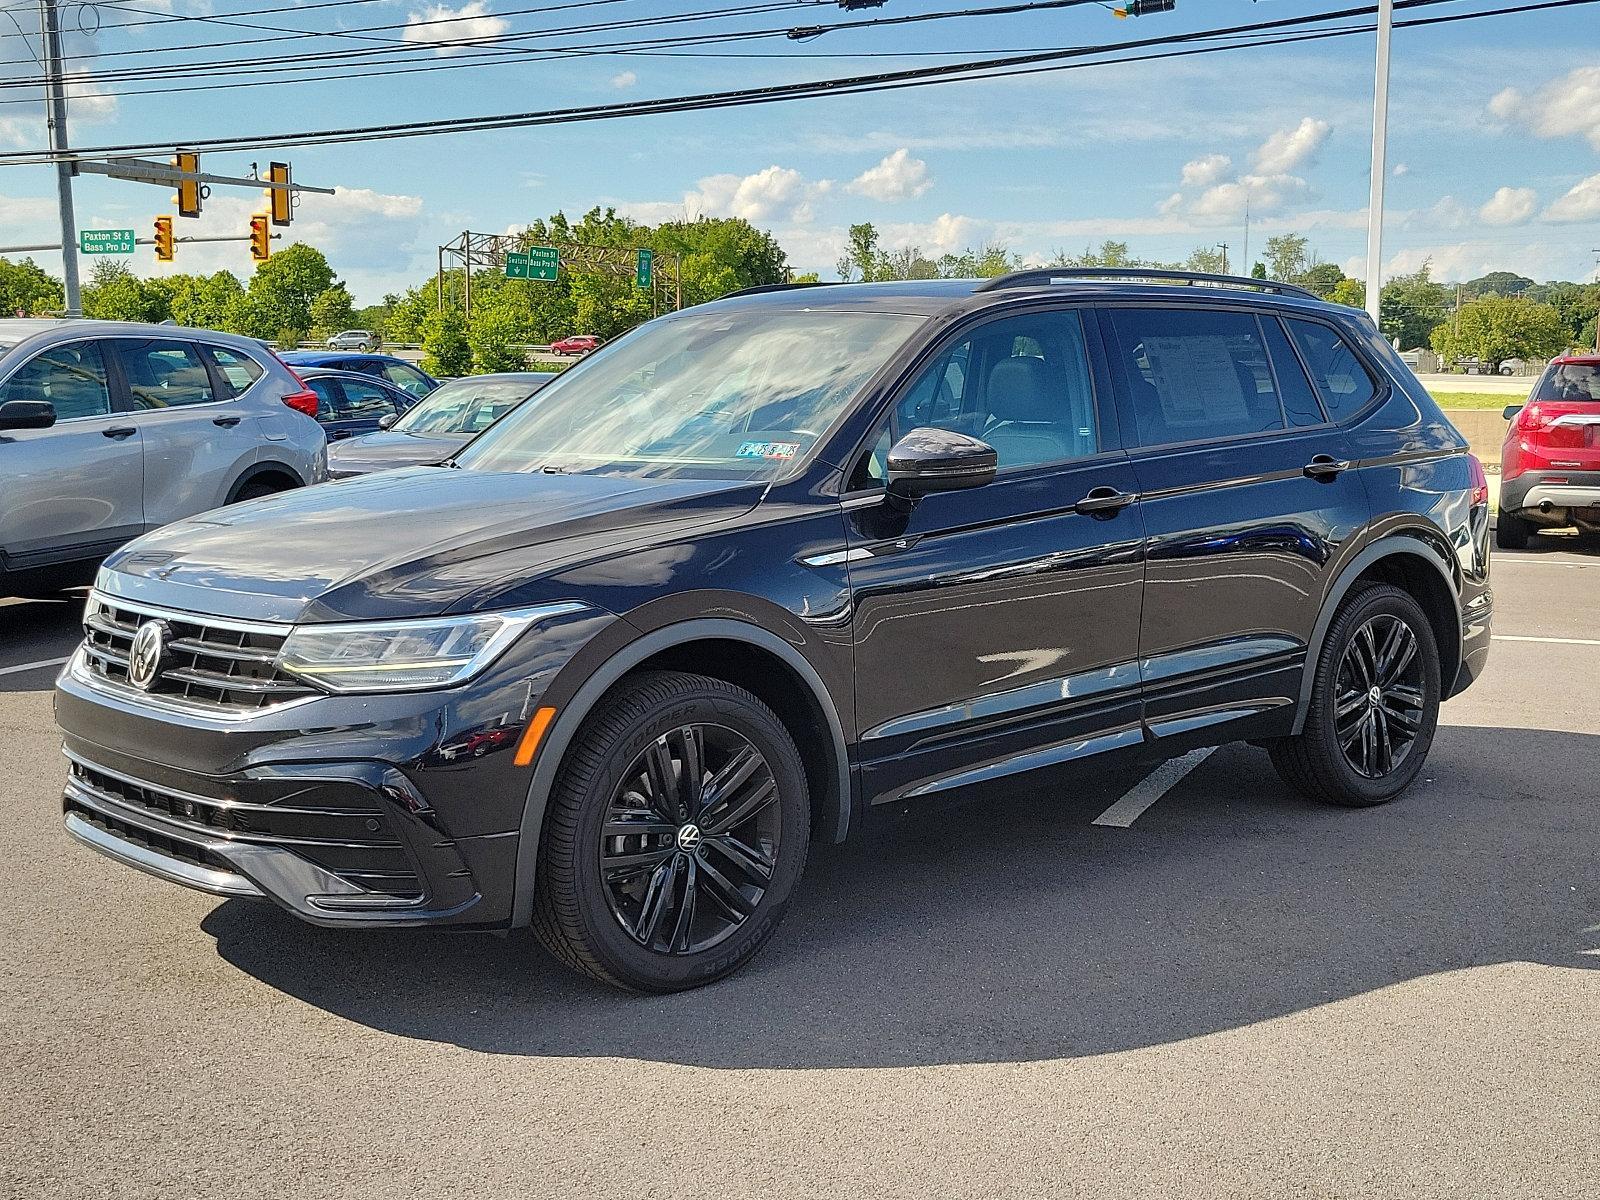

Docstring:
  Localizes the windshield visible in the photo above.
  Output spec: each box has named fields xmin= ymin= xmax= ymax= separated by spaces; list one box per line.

xmin=1533 ymin=363 xmax=1600 ymax=402
xmin=394 ymin=378 xmax=538 ymax=435
xmin=455 ymin=307 xmax=922 ymax=480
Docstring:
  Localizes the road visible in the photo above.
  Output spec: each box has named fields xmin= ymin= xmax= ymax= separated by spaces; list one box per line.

xmin=3 ymin=542 xmax=1597 ymax=1199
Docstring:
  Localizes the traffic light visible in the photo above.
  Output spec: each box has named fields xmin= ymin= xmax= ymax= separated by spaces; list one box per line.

xmin=173 ymin=151 xmax=201 ymax=217
xmin=153 ymin=215 xmax=174 ymax=262
xmin=249 ymin=214 xmax=271 ymax=263
xmin=267 ymin=161 xmax=292 ymax=227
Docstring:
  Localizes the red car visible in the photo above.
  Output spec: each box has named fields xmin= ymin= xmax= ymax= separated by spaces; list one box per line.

xmin=550 ymin=334 xmax=601 ymax=356
xmin=1498 ymin=353 xmax=1600 ymax=549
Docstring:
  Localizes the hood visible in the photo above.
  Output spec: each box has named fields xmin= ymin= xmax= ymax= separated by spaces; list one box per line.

xmin=326 ymin=430 xmax=467 ymax=477
xmin=100 ymin=467 xmax=765 ymax=623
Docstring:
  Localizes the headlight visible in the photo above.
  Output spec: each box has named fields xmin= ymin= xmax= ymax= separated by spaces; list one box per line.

xmin=277 ymin=602 xmax=586 ymax=693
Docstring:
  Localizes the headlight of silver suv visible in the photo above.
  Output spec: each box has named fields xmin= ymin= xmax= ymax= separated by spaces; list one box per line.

xmin=277 ymin=602 xmax=586 ymax=693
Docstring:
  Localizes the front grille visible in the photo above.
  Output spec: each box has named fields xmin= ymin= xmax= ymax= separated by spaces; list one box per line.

xmin=81 ymin=593 xmax=318 ymax=713
xmin=67 ymin=757 xmax=424 ymax=901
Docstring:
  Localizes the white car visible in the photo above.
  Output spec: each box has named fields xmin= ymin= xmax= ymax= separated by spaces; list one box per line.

xmin=327 ymin=330 xmax=379 ymax=351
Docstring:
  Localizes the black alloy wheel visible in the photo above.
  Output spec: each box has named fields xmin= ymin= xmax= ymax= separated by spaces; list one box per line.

xmin=1267 ymin=582 xmax=1441 ymax=807
xmin=600 ymin=723 xmax=782 ymax=956
xmin=532 ymin=670 xmax=810 ymax=992
xmin=1333 ymin=613 xmax=1425 ymax=779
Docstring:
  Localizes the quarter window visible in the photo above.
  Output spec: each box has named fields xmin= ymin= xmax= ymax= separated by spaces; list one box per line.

xmin=1105 ymin=308 xmax=1289 ymax=447
xmin=1260 ymin=318 xmax=1326 ymax=427
xmin=1285 ymin=319 xmax=1378 ymax=421
xmin=338 ymin=379 xmax=403 ymax=420
xmin=114 ymin=340 xmax=217 ymax=409
xmin=0 ymin=340 xmax=112 ymax=420
xmin=379 ymin=361 xmax=434 ymax=397
xmin=204 ymin=345 xmax=264 ymax=396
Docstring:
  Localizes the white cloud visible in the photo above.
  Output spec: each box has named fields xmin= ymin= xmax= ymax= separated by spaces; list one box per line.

xmin=880 ymin=213 xmax=981 ymax=255
xmin=1187 ymin=173 xmax=1311 ymax=226
xmin=401 ymin=2 xmax=508 ymax=55
xmin=610 ymin=70 xmax=637 ymax=90
xmin=1478 ymin=186 xmax=1537 ymax=227
xmin=1252 ymin=117 xmax=1331 ymax=175
xmin=1543 ymin=173 xmax=1600 ymax=224
xmin=1180 ymin=154 xmax=1231 ymax=189
xmin=845 ymin=148 xmax=932 ymax=203
xmin=1490 ymin=68 xmax=1600 ymax=150
xmin=1376 ymin=241 xmax=1579 ymax=283
xmin=1392 ymin=163 xmax=1410 ymax=177
xmin=621 ymin=165 xmax=832 ymax=227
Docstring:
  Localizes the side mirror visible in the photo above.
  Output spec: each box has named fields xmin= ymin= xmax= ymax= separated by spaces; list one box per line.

xmin=886 ymin=427 xmax=997 ymax=499
xmin=378 ymin=413 xmax=398 ymax=429
xmin=0 ymin=399 xmax=56 ymax=430
xmin=1502 ymin=404 xmax=1522 ymax=421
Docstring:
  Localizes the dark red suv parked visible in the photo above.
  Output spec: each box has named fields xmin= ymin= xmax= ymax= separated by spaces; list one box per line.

xmin=1499 ymin=355 xmax=1600 ymax=549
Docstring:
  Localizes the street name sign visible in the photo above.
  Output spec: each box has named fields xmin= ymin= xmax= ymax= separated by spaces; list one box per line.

xmin=80 ymin=229 xmax=136 ymax=255
xmin=506 ymin=246 xmax=559 ymax=281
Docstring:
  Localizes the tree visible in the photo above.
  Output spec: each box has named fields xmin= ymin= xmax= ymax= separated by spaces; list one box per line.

xmin=1328 ymin=277 xmax=1366 ymax=309
xmin=1250 ymin=262 xmax=1268 ymax=279
xmin=0 ymin=256 xmax=63 ymax=316
xmin=1466 ymin=271 xmax=1533 ymax=298
xmin=1185 ymin=246 xmax=1228 ymax=274
xmin=168 ymin=271 xmax=244 ymax=331
xmin=935 ymin=243 xmax=1018 ymax=279
xmin=837 ymin=223 xmax=883 ymax=282
xmin=236 ymin=243 xmax=338 ymax=340
xmin=1049 ymin=240 xmax=1139 ymax=268
xmin=467 ymin=302 xmax=530 ymax=373
xmin=420 ymin=307 xmax=471 ymax=376
xmin=1301 ymin=262 xmax=1346 ymax=298
xmin=1430 ymin=294 xmax=1569 ymax=372
xmin=1380 ymin=262 xmax=1451 ymax=350
xmin=82 ymin=260 xmax=167 ymax=322
xmin=309 ymin=284 xmax=356 ymax=339
xmin=1263 ymin=233 xmax=1311 ymax=283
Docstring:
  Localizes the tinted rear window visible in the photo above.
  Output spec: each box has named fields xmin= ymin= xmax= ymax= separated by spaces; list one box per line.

xmin=1532 ymin=363 xmax=1600 ymax=402
xmin=1285 ymin=319 xmax=1378 ymax=421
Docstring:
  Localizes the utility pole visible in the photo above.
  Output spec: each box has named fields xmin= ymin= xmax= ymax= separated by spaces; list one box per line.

xmin=1241 ymin=196 xmax=1251 ymax=275
xmin=1363 ymin=0 xmax=1394 ymax=329
xmin=1218 ymin=242 xmax=1229 ymax=274
xmin=1592 ymin=251 xmax=1599 ymax=351
xmin=38 ymin=0 xmax=80 ymax=315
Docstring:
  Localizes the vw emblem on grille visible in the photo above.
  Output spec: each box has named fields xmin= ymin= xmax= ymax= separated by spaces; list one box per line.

xmin=126 ymin=620 xmax=170 ymax=691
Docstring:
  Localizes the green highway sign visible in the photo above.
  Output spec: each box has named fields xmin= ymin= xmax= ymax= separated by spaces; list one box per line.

xmin=506 ymin=245 xmax=559 ymax=281
xmin=80 ymin=229 xmax=136 ymax=255
xmin=635 ymin=248 xmax=653 ymax=289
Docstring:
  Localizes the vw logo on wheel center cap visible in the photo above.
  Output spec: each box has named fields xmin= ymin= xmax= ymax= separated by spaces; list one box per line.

xmin=1368 ymin=685 xmax=1383 ymax=705
xmin=127 ymin=620 xmax=170 ymax=691
xmin=676 ymin=823 xmax=703 ymax=851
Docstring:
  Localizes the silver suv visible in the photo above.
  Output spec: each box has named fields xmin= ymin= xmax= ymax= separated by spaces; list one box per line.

xmin=0 ymin=320 xmax=327 ymax=598
xmin=326 ymin=330 xmax=378 ymax=351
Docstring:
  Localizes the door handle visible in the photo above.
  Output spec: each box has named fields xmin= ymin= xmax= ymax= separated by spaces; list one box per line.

xmin=1074 ymin=486 xmax=1138 ymax=516
xmin=102 ymin=426 xmax=137 ymax=439
xmin=330 ymin=430 xmax=352 ymax=440
xmin=1303 ymin=454 xmax=1352 ymax=480
xmin=212 ymin=415 xmax=242 ymax=428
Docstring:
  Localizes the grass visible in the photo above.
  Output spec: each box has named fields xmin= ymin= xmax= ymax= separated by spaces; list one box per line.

xmin=1427 ymin=390 xmax=1523 ymax=411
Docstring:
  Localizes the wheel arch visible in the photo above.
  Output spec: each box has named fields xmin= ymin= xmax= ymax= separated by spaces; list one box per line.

xmin=509 ymin=618 xmax=852 ymax=929
xmin=225 ymin=461 xmax=306 ymax=504
xmin=1291 ymin=533 xmax=1463 ymax=734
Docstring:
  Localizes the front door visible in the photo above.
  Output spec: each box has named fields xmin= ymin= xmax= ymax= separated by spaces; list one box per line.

xmin=843 ymin=305 xmax=1147 ymax=805
xmin=1096 ymin=303 xmax=1372 ymax=749
xmin=0 ymin=339 xmax=143 ymax=575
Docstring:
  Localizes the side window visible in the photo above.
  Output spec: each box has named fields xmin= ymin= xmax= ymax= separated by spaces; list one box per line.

xmin=0 ymin=341 xmax=112 ymax=420
xmin=1105 ymin=307 xmax=1286 ymax=447
xmin=339 ymin=379 xmax=403 ymax=420
xmin=306 ymin=378 xmax=340 ymax=422
xmin=203 ymin=345 xmax=264 ymax=397
xmin=1285 ymin=319 xmax=1378 ymax=422
xmin=114 ymin=340 xmax=217 ymax=409
xmin=850 ymin=309 xmax=1098 ymax=487
xmin=381 ymin=361 xmax=433 ymax=397
xmin=1260 ymin=318 xmax=1326 ymax=427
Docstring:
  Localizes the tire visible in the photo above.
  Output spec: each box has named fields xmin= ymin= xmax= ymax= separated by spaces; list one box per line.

xmin=1268 ymin=582 xmax=1441 ymax=807
xmin=531 ymin=670 xmax=811 ymax=992
xmin=1495 ymin=506 xmax=1531 ymax=550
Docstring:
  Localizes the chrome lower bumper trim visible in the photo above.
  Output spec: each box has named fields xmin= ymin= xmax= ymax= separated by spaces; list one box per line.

xmin=64 ymin=810 xmax=263 ymax=899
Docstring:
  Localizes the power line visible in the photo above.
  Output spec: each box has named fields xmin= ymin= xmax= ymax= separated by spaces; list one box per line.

xmin=0 ymin=0 xmax=1588 ymax=164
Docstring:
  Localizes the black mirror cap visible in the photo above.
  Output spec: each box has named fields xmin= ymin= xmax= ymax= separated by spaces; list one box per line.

xmin=1502 ymin=403 xmax=1523 ymax=421
xmin=0 ymin=399 xmax=56 ymax=430
xmin=886 ymin=427 xmax=998 ymax=498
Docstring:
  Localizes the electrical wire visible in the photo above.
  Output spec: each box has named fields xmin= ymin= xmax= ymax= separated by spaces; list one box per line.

xmin=0 ymin=0 xmax=1588 ymax=163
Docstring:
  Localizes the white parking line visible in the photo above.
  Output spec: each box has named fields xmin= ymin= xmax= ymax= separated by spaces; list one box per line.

xmin=1092 ymin=746 xmax=1216 ymax=828
xmin=1493 ymin=634 xmax=1600 ymax=646
xmin=0 ymin=655 xmax=70 ymax=678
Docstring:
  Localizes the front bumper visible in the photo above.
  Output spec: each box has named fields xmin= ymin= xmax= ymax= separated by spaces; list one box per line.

xmin=53 ymin=601 xmax=614 ymax=928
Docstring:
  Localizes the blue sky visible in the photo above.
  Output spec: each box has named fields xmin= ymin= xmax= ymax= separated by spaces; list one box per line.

xmin=2 ymin=0 xmax=1599 ymax=304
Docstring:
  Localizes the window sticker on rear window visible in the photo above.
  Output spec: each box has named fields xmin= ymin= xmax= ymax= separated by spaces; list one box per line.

xmin=736 ymin=440 xmax=800 ymax=461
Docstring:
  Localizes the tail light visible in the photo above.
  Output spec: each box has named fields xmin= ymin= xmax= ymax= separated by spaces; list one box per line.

xmin=1513 ymin=402 xmax=1551 ymax=434
xmin=1467 ymin=454 xmax=1489 ymax=508
xmin=272 ymin=356 xmax=320 ymax=418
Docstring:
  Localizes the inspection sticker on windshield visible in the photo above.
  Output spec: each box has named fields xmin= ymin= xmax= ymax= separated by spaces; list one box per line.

xmin=736 ymin=441 xmax=801 ymax=461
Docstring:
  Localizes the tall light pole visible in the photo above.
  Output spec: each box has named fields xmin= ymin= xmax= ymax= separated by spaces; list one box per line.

xmin=1363 ymin=0 xmax=1394 ymax=333
xmin=37 ymin=0 xmax=80 ymax=315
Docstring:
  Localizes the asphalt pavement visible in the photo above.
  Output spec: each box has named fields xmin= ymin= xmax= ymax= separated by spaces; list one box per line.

xmin=2 ymin=539 xmax=1597 ymax=1199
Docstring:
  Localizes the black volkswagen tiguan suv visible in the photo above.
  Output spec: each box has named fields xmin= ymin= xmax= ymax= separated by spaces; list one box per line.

xmin=55 ymin=269 xmax=1493 ymax=992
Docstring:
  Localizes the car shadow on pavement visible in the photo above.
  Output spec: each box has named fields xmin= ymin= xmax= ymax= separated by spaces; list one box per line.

xmin=203 ymin=725 xmax=1599 ymax=1069
xmin=0 ymin=596 xmax=82 ymax=694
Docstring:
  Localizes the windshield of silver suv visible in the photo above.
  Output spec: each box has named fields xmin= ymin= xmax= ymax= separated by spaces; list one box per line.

xmin=454 ymin=307 xmax=921 ymax=480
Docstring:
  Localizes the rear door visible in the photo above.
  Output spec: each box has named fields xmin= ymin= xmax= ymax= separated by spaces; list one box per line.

xmin=107 ymin=337 xmax=258 ymax=526
xmin=330 ymin=377 xmax=408 ymax=438
xmin=1096 ymin=302 xmax=1370 ymax=749
xmin=0 ymin=339 xmax=143 ymax=571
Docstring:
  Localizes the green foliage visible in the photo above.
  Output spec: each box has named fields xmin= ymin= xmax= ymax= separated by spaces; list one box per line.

xmin=1380 ymin=262 xmax=1451 ymax=350
xmin=790 ymin=272 xmax=821 ymax=284
xmin=1300 ymin=262 xmax=1346 ymax=298
xmin=1263 ymin=233 xmax=1311 ymax=283
xmin=1050 ymin=240 xmax=1140 ymax=268
xmin=1250 ymin=262 xmax=1268 ymax=279
xmin=168 ymin=271 xmax=245 ymax=331
xmin=1430 ymin=294 xmax=1570 ymax=370
xmin=238 ymin=243 xmax=337 ymax=340
xmin=1328 ymin=277 xmax=1366 ymax=309
xmin=309 ymin=284 xmax=356 ymax=340
xmin=467 ymin=303 xmax=530 ymax=373
xmin=834 ymin=222 xmax=1016 ymax=282
xmin=420 ymin=307 xmax=472 ymax=376
xmin=1465 ymin=271 xmax=1533 ymax=298
xmin=1184 ymin=246 xmax=1228 ymax=274
xmin=0 ymin=256 xmax=63 ymax=316
xmin=82 ymin=260 xmax=169 ymax=322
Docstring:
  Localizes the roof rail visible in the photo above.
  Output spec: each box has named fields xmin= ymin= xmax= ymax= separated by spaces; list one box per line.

xmin=972 ymin=267 xmax=1320 ymax=302
xmin=719 ymin=281 xmax=832 ymax=299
